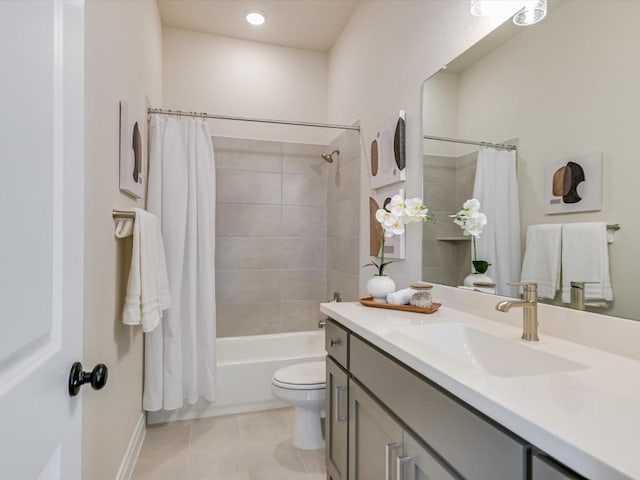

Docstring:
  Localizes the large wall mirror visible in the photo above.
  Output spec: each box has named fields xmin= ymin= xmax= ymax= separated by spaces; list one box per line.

xmin=421 ymin=0 xmax=640 ymax=321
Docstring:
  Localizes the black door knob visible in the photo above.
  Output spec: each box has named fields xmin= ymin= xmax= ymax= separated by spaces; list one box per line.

xmin=68 ymin=362 xmax=108 ymax=397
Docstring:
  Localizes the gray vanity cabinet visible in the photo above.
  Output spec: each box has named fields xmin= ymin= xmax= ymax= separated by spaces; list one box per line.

xmin=326 ymin=356 xmax=349 ymax=480
xmin=349 ymin=380 xmax=459 ymax=480
xmin=532 ymin=453 xmax=586 ymax=480
xmin=348 ymin=381 xmax=403 ymax=480
xmin=326 ymin=319 xmax=350 ymax=480
xmin=325 ymin=317 xmax=590 ymax=480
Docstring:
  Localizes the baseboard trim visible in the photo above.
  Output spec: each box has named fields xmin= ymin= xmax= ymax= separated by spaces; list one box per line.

xmin=147 ymin=399 xmax=287 ymax=425
xmin=115 ymin=413 xmax=146 ymax=480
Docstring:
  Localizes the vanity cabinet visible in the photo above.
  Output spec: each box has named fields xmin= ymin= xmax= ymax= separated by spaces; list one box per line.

xmin=532 ymin=453 xmax=586 ymax=480
xmin=349 ymin=335 xmax=527 ymax=480
xmin=326 ymin=357 xmax=349 ymax=480
xmin=349 ymin=380 xmax=459 ymax=480
xmin=325 ymin=320 xmax=350 ymax=480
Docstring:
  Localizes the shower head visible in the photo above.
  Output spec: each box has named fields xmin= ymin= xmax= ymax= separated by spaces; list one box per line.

xmin=321 ymin=150 xmax=339 ymax=163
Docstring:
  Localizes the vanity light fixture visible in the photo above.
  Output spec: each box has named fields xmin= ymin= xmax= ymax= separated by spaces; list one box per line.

xmin=513 ymin=0 xmax=547 ymax=26
xmin=470 ymin=0 xmax=488 ymax=17
xmin=471 ymin=0 xmax=547 ymax=26
xmin=245 ymin=10 xmax=266 ymax=26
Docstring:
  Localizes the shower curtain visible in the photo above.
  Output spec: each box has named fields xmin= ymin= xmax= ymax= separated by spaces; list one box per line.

xmin=472 ymin=147 xmax=521 ymax=298
xmin=143 ymin=115 xmax=216 ymax=411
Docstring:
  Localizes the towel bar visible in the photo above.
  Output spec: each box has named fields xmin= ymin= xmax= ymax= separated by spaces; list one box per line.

xmin=112 ymin=209 xmax=136 ymax=219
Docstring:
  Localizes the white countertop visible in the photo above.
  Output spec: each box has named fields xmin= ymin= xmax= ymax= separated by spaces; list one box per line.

xmin=321 ymin=300 xmax=640 ymax=480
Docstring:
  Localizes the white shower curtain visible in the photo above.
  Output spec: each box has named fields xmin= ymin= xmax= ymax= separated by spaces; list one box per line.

xmin=143 ymin=115 xmax=216 ymax=411
xmin=472 ymin=147 xmax=521 ymax=297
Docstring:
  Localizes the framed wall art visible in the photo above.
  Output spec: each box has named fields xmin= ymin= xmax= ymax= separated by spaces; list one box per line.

xmin=119 ymin=100 xmax=144 ymax=199
xmin=369 ymin=110 xmax=406 ymax=189
xmin=544 ymin=151 xmax=602 ymax=214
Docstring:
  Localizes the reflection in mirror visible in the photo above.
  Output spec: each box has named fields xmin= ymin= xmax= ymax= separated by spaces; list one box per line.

xmin=421 ymin=0 xmax=640 ymax=320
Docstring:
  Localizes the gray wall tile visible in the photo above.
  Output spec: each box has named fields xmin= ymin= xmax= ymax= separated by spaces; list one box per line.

xmin=282 ymin=238 xmax=327 ymax=269
xmin=217 ymin=170 xmax=281 ymax=204
xmin=216 ymin=237 xmax=282 ymax=270
xmin=282 ymin=205 xmax=326 ymax=237
xmin=283 ymin=173 xmax=326 ymax=206
xmin=327 ymin=199 xmax=359 ymax=238
xmin=282 ymin=143 xmax=327 ymax=175
xmin=216 ymin=270 xmax=282 ymax=304
xmin=326 ymin=270 xmax=359 ymax=302
xmin=327 ymin=160 xmax=360 ymax=205
xmin=281 ymin=270 xmax=326 ymax=301
xmin=216 ymin=303 xmax=282 ymax=337
xmin=281 ymin=301 xmax=325 ymax=332
xmin=327 ymin=237 xmax=360 ymax=275
xmin=216 ymin=204 xmax=281 ymax=237
xmin=214 ymin=136 xmax=282 ymax=173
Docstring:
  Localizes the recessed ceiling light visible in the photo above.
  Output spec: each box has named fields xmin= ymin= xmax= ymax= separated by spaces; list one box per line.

xmin=245 ymin=10 xmax=266 ymax=26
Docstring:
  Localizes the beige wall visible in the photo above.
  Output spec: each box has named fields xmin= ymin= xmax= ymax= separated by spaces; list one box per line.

xmin=214 ymin=137 xmax=328 ymax=336
xmin=327 ymin=0 xmax=520 ymax=295
xmin=84 ymin=1 xmax=162 ymax=479
xmin=450 ymin=1 xmax=640 ymax=319
xmin=163 ymin=27 xmax=329 ymax=145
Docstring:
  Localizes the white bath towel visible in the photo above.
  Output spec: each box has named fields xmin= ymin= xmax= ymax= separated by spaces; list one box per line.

xmin=387 ymin=288 xmax=412 ymax=305
xmin=117 ymin=208 xmax=171 ymax=332
xmin=561 ymin=222 xmax=613 ymax=304
xmin=520 ymin=224 xmax=562 ymax=299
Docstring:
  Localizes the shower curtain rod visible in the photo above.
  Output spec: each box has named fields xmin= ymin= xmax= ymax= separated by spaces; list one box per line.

xmin=148 ymin=108 xmax=360 ymax=132
xmin=423 ymin=134 xmax=517 ymax=151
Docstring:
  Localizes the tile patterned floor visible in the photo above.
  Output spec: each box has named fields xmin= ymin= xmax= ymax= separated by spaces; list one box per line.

xmin=131 ymin=408 xmax=326 ymax=480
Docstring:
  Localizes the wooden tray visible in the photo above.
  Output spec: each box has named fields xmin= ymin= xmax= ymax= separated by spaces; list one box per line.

xmin=359 ymin=298 xmax=441 ymax=314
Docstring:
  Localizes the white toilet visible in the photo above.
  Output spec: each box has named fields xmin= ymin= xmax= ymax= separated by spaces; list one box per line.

xmin=271 ymin=361 xmax=326 ymax=450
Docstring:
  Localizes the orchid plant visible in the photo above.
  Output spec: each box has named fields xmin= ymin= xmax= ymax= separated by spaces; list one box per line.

xmin=450 ymin=198 xmax=490 ymax=274
xmin=365 ymin=195 xmax=434 ymax=276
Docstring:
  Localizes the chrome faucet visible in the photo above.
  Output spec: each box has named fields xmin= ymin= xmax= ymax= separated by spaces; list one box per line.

xmin=495 ymin=282 xmax=539 ymax=341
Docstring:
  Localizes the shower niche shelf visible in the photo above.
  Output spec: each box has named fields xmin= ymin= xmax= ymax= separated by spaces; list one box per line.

xmin=436 ymin=236 xmax=471 ymax=242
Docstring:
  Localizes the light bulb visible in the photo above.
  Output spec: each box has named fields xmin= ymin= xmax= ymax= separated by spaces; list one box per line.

xmin=245 ymin=11 xmax=266 ymax=26
xmin=513 ymin=0 xmax=547 ymax=26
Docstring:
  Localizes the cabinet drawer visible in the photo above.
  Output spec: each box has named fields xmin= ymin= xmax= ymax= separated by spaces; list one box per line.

xmin=326 ymin=319 xmax=349 ymax=368
xmin=532 ymin=453 xmax=586 ymax=480
xmin=350 ymin=335 xmax=527 ymax=480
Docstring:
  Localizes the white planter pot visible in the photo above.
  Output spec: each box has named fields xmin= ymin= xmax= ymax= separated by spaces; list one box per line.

xmin=463 ymin=272 xmax=494 ymax=287
xmin=366 ymin=275 xmax=396 ymax=303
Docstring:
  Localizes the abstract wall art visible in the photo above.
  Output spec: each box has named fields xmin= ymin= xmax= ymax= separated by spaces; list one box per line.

xmin=369 ymin=110 xmax=406 ymax=189
xmin=119 ymin=100 xmax=144 ymax=199
xmin=544 ymin=152 xmax=602 ymax=214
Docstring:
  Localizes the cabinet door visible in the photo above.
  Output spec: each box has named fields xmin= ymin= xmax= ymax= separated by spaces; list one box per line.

xmin=327 ymin=357 xmax=349 ymax=480
xmin=532 ymin=454 xmax=586 ymax=480
xmin=402 ymin=431 xmax=461 ymax=480
xmin=349 ymin=380 xmax=403 ymax=480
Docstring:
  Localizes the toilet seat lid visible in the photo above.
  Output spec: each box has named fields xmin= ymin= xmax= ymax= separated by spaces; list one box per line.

xmin=272 ymin=361 xmax=326 ymax=389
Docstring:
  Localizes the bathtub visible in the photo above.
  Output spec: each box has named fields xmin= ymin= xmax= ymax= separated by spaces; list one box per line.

xmin=147 ymin=330 xmax=326 ymax=424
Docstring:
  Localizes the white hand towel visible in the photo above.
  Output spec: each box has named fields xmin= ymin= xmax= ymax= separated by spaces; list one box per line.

xmin=520 ymin=224 xmax=562 ymax=299
xmin=119 ymin=208 xmax=171 ymax=332
xmin=387 ymin=288 xmax=412 ymax=305
xmin=561 ymin=222 xmax=613 ymax=304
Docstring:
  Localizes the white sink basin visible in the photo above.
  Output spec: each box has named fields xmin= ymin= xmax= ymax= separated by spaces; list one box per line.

xmin=393 ymin=323 xmax=587 ymax=377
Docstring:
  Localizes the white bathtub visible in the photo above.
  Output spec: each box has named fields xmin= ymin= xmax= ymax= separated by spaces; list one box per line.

xmin=147 ymin=330 xmax=326 ymax=424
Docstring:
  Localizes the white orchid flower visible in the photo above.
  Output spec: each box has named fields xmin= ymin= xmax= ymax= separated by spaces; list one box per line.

xmin=384 ymin=215 xmax=405 ymax=236
xmin=388 ymin=194 xmax=406 ymax=217
xmin=463 ymin=198 xmax=480 ymax=212
xmin=404 ymin=198 xmax=430 ymax=222
xmin=375 ymin=208 xmax=392 ymax=224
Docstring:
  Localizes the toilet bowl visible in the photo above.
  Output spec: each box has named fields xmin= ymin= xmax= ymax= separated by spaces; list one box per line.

xmin=271 ymin=361 xmax=326 ymax=450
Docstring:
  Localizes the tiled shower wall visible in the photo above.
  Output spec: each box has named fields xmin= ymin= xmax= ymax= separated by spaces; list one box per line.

xmin=326 ymin=130 xmax=361 ymax=301
xmin=214 ymin=137 xmax=328 ymax=337
xmin=422 ymin=152 xmax=476 ymax=286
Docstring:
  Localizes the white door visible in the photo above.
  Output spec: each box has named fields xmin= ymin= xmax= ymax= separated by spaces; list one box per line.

xmin=0 ymin=1 xmax=85 ymax=479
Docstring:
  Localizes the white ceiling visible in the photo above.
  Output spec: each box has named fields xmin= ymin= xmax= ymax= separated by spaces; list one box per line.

xmin=157 ymin=0 xmax=359 ymax=52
